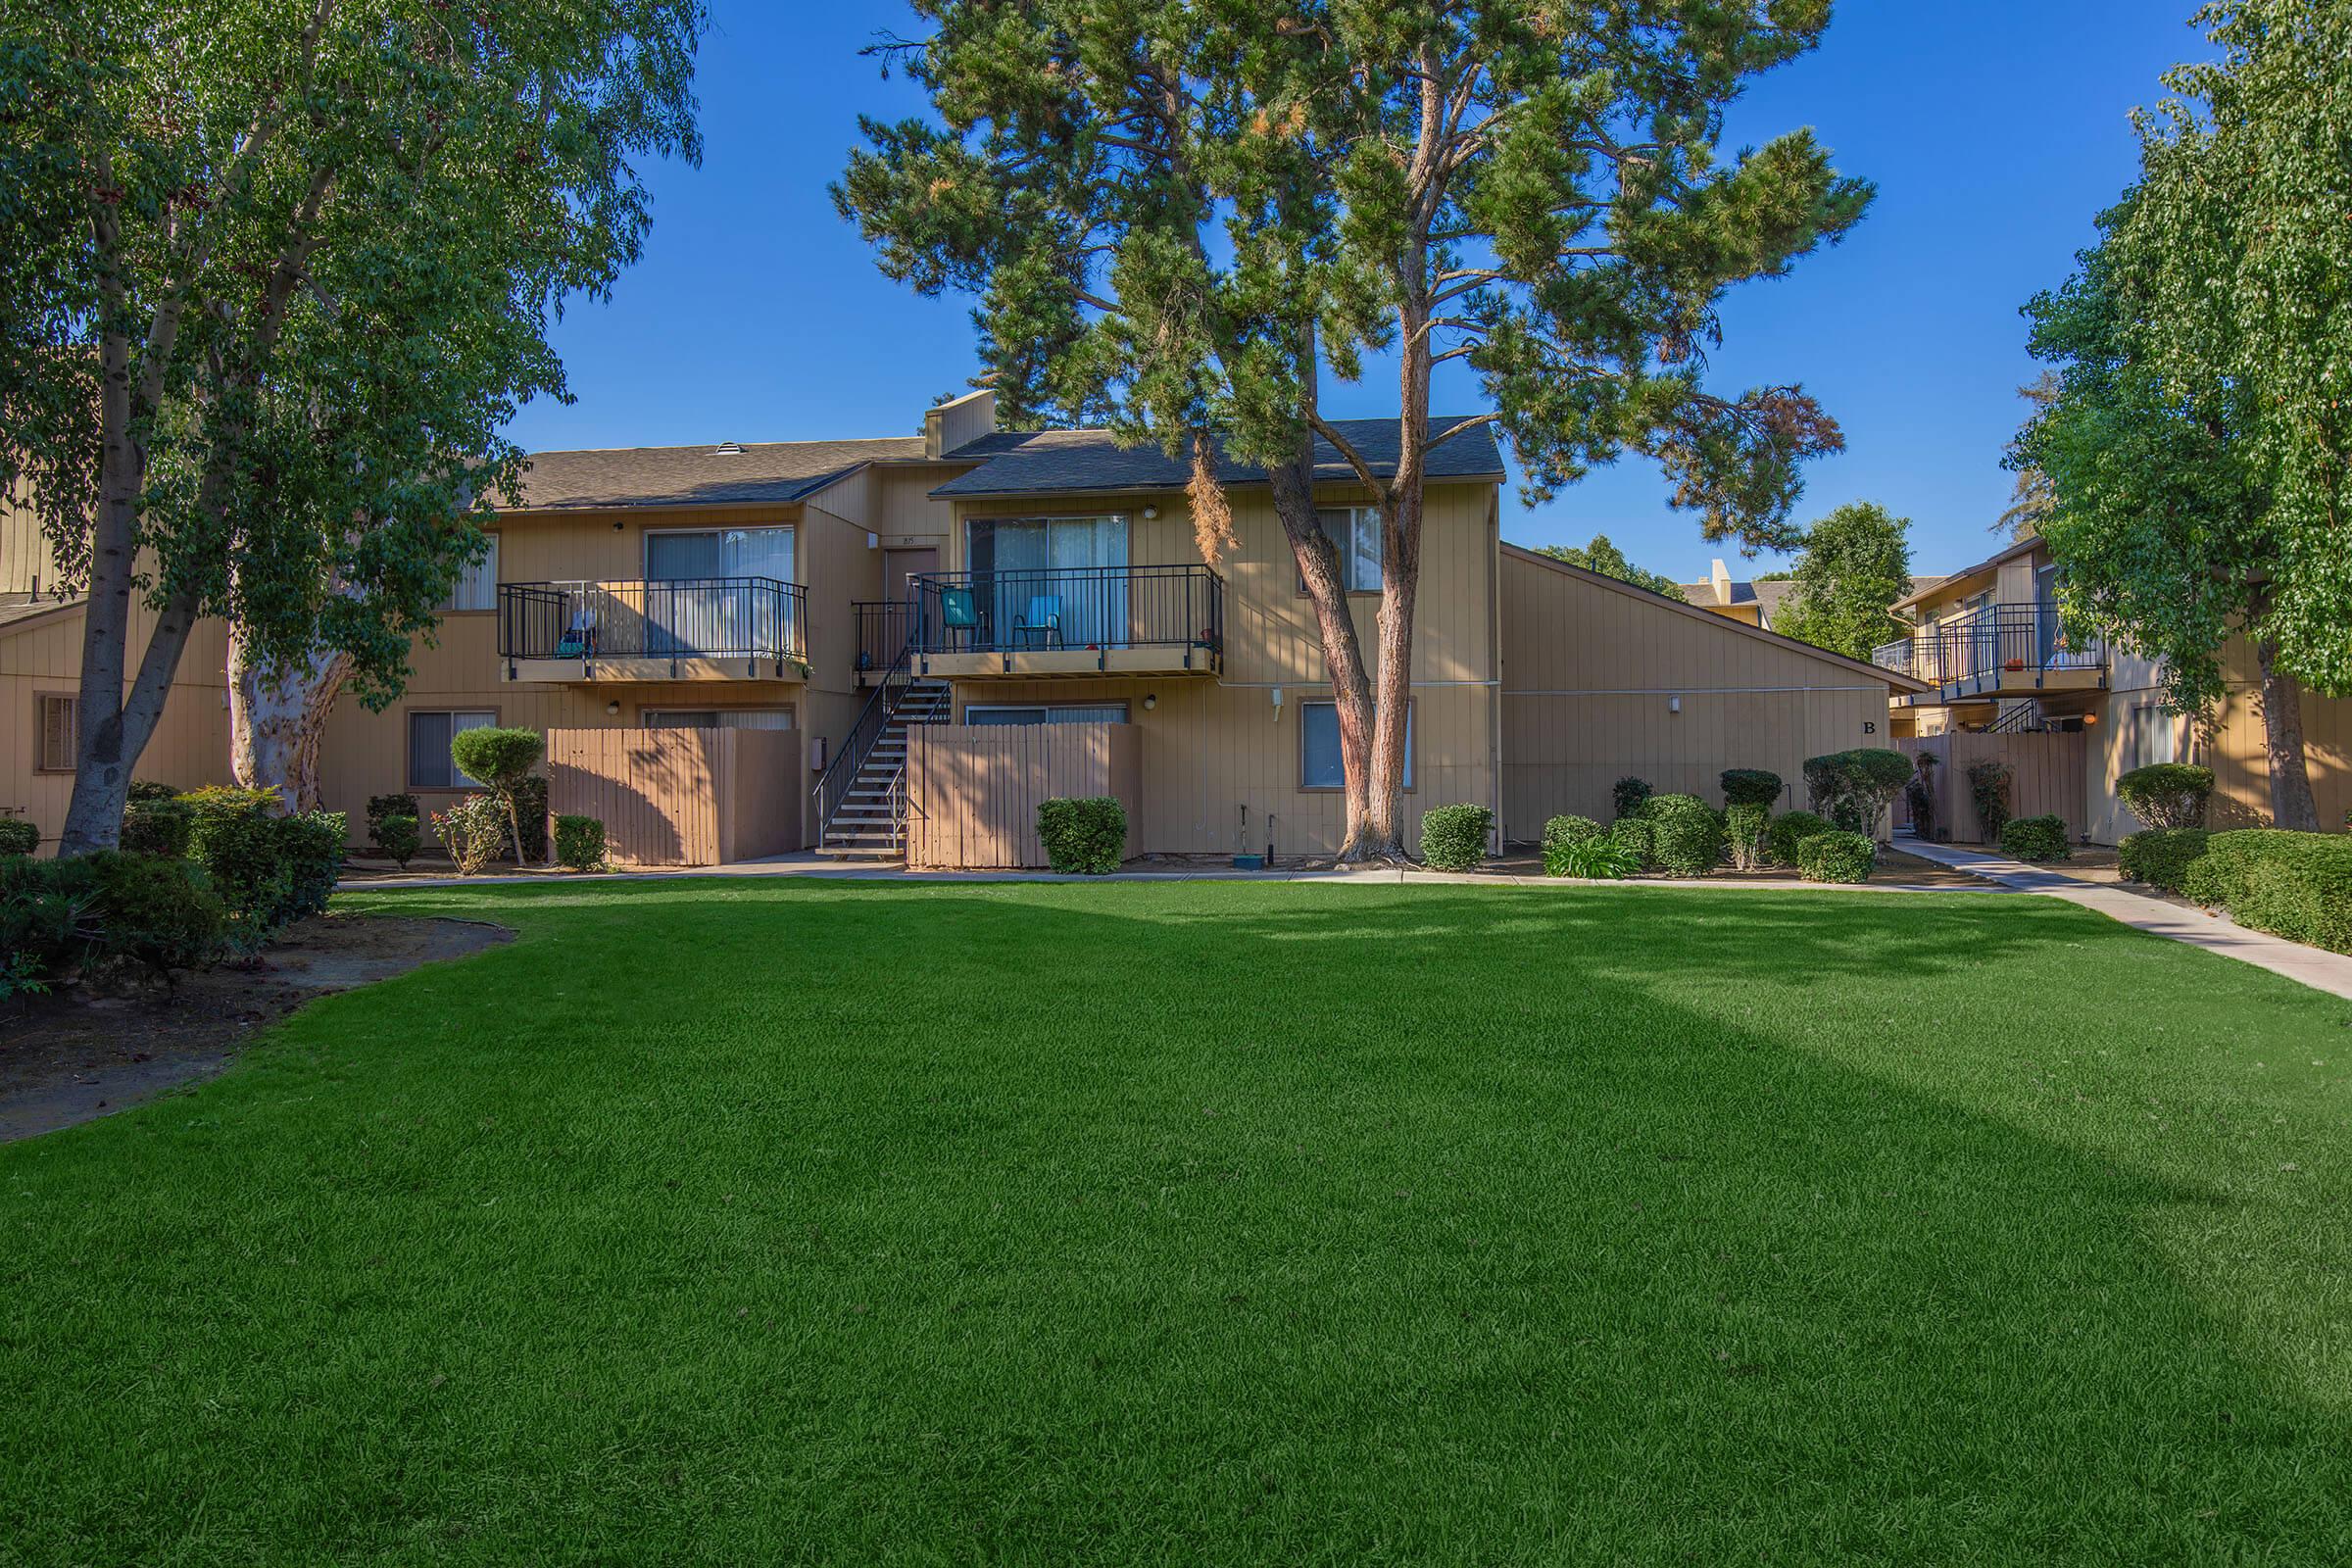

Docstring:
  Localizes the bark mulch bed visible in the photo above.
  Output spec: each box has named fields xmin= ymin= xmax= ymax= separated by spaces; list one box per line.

xmin=1 ymin=913 xmax=511 ymax=1144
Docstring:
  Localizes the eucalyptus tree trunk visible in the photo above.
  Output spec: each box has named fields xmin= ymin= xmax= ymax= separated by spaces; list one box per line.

xmin=228 ymin=626 xmax=351 ymax=812
xmin=2253 ymin=640 xmax=2320 ymax=830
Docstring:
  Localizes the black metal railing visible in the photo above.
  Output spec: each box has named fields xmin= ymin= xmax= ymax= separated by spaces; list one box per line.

xmin=855 ymin=599 xmax=913 ymax=674
xmin=499 ymin=577 xmax=808 ymax=667
xmin=1872 ymin=605 xmax=2104 ymax=688
xmin=812 ymin=638 xmax=911 ymax=840
xmin=905 ymin=564 xmax=1222 ymax=659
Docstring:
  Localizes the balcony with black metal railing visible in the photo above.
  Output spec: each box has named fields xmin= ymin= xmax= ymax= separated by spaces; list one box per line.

xmin=499 ymin=577 xmax=809 ymax=682
xmin=855 ymin=564 xmax=1224 ymax=681
xmin=1874 ymin=604 xmax=2106 ymax=700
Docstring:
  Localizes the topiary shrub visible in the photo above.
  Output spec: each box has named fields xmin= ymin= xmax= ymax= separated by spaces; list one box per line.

xmin=180 ymin=786 xmax=293 ymax=954
xmin=1999 ymin=814 xmax=2071 ymax=862
xmin=1611 ymin=776 xmax=1653 ymax=820
xmin=1419 ymin=804 xmax=1493 ymax=872
xmin=1719 ymin=768 xmax=1783 ymax=808
xmin=1764 ymin=809 xmax=1830 ymax=867
xmin=1796 ymin=830 xmax=1876 ymax=884
xmin=431 ymin=795 xmax=511 ymax=876
xmin=1726 ymin=803 xmax=1770 ymax=870
xmin=0 ymin=817 xmax=38 ymax=858
xmin=501 ymin=774 xmax=550 ymax=862
xmin=1608 ymin=815 xmax=1656 ymax=872
xmin=2180 ymin=829 xmax=2302 ymax=911
xmin=2119 ymin=827 xmax=2210 ymax=894
xmin=121 ymin=793 xmax=194 ymax=858
xmin=374 ymin=813 xmax=421 ymax=869
xmin=449 ymin=727 xmax=547 ymax=866
xmin=2180 ymin=830 xmax=2352 ymax=954
xmin=1036 ymin=796 xmax=1127 ymax=874
xmin=1646 ymin=793 xmax=1725 ymax=877
xmin=554 ymin=813 xmax=609 ymax=872
xmin=2116 ymin=762 xmax=2215 ymax=830
xmin=276 ymin=811 xmax=348 ymax=924
xmin=1803 ymin=749 xmax=1915 ymax=836
xmin=367 ymin=793 xmax=420 ymax=854
xmin=1965 ymin=760 xmax=2013 ymax=844
xmin=1540 ymin=814 xmax=1604 ymax=877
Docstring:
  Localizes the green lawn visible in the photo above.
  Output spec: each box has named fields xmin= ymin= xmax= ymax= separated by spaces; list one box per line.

xmin=5 ymin=881 xmax=2350 ymax=1564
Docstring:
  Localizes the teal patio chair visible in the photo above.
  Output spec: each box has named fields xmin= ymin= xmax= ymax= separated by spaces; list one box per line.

xmin=1013 ymin=594 xmax=1063 ymax=648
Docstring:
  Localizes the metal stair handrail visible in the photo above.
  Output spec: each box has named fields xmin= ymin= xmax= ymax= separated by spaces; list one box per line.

xmin=810 ymin=638 xmax=926 ymax=846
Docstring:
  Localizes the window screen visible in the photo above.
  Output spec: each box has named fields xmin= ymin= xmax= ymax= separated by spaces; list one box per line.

xmin=963 ymin=704 xmax=1130 ymax=726
xmin=1301 ymin=700 xmax=1410 ymax=788
xmin=37 ymin=694 xmax=76 ymax=772
xmin=443 ymin=534 xmax=498 ymax=612
xmin=409 ymin=710 xmax=496 ymax=788
xmin=1303 ymin=508 xmax=1382 ymax=592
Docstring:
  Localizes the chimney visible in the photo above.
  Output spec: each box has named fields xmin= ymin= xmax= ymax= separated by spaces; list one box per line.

xmin=924 ymin=388 xmax=999 ymax=460
xmin=1710 ymin=558 xmax=1734 ymax=607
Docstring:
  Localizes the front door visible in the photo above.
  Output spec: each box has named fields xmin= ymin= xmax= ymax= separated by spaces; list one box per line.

xmin=882 ymin=548 xmax=936 ymax=601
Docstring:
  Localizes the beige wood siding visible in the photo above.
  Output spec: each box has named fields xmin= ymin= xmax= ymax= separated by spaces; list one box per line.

xmin=547 ymin=726 xmax=801 ymax=866
xmin=1498 ymin=547 xmax=1900 ymax=835
xmin=0 ymin=483 xmax=64 ymax=596
xmin=2197 ymin=640 xmax=2351 ymax=830
xmin=906 ymin=721 xmax=1143 ymax=868
xmin=1896 ymin=732 xmax=2087 ymax=842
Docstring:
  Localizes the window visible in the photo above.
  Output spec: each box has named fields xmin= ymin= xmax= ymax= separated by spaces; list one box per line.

xmin=641 ymin=709 xmax=796 ymax=731
xmin=1300 ymin=700 xmax=1410 ymax=790
xmin=965 ymin=516 xmax=1128 ymax=646
xmin=645 ymin=526 xmax=794 ymax=583
xmin=1304 ymin=508 xmax=1382 ymax=593
xmin=442 ymin=533 xmax=498 ymax=612
xmin=36 ymin=694 xmax=76 ymax=772
xmin=409 ymin=710 xmax=496 ymax=789
xmin=963 ymin=703 xmax=1130 ymax=726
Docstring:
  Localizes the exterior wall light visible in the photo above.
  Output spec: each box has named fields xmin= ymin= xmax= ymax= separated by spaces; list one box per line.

xmin=1144 ymin=693 xmax=1157 ymax=711
xmin=606 ymin=700 xmax=621 ymax=716
xmin=1142 ymin=505 xmax=1160 ymax=519
xmin=1669 ymin=695 xmax=1682 ymax=714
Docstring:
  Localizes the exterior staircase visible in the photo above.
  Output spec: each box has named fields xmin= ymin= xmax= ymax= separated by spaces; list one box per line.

xmin=814 ymin=677 xmax=951 ymax=858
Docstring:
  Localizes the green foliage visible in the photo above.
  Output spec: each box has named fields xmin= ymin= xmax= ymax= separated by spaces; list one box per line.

xmin=1036 ymin=798 xmax=1127 ymax=875
xmin=178 ymin=787 xmax=343 ymax=951
xmin=554 ymin=815 xmax=610 ymax=873
xmin=502 ymin=774 xmax=551 ymax=862
xmin=120 ymin=795 xmax=194 ymax=858
xmin=2000 ymin=815 xmax=2072 ymax=863
xmin=1965 ymin=760 xmax=2014 ymax=843
xmin=2119 ymin=828 xmax=2212 ymax=895
xmin=1552 ymin=836 xmax=1642 ymax=880
xmin=1771 ymin=502 xmax=1916 ymax=662
xmin=0 ymin=851 xmax=225 ymax=990
xmin=125 ymin=780 xmax=180 ymax=805
xmin=1726 ymin=804 xmax=1771 ymax=871
xmin=1646 ymin=794 xmax=1725 ymax=878
xmin=1540 ymin=815 xmax=1605 ymax=877
xmin=2180 ymin=830 xmax=2352 ymax=955
xmin=1796 ymin=831 xmax=1877 ymax=885
xmin=450 ymin=728 xmax=546 ymax=864
xmin=0 ymin=817 xmax=38 ymax=858
xmin=0 ymin=854 xmax=97 ymax=998
xmin=367 ymin=794 xmax=420 ymax=841
xmin=1719 ymin=769 xmax=1784 ymax=808
xmin=431 ymin=797 xmax=511 ymax=877
xmin=2115 ymin=764 xmax=2215 ymax=831
xmin=276 ymin=811 xmax=348 ymax=926
xmin=1608 ymin=816 xmax=1657 ymax=873
xmin=1534 ymin=537 xmax=1686 ymax=600
xmin=373 ymin=814 xmax=421 ymax=871
xmin=1419 ymin=805 xmax=1493 ymax=873
xmin=1765 ymin=810 xmax=1831 ymax=867
xmin=1803 ymin=749 xmax=1913 ymax=834
xmin=1612 ymin=777 xmax=1654 ymax=820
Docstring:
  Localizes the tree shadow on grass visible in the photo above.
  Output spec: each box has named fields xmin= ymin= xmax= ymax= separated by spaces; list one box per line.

xmin=9 ymin=880 xmax=2349 ymax=1562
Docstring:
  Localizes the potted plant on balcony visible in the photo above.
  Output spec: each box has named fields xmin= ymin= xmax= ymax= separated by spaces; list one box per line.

xmin=2003 ymin=657 xmax=2027 ymax=671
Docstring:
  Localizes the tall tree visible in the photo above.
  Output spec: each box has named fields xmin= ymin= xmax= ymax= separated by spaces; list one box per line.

xmin=2016 ymin=0 xmax=2352 ymax=830
xmin=1992 ymin=372 xmax=2057 ymax=540
xmin=840 ymin=1 xmax=1867 ymax=860
xmin=1534 ymin=534 xmax=1685 ymax=600
xmin=0 ymin=0 xmax=706 ymax=850
xmin=1771 ymin=500 xmax=1912 ymax=662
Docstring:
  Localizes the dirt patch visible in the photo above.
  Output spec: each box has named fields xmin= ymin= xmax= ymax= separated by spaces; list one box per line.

xmin=0 ymin=914 xmax=510 ymax=1144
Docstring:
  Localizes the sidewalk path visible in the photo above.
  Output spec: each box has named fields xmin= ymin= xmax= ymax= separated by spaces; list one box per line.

xmin=1897 ymin=839 xmax=2352 ymax=1002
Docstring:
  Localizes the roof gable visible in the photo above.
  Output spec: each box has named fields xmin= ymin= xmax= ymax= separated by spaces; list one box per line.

xmin=501 ymin=436 xmax=930 ymax=512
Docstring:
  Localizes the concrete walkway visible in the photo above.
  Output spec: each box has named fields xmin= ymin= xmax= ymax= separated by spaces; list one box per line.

xmin=1896 ymin=839 xmax=2352 ymax=1002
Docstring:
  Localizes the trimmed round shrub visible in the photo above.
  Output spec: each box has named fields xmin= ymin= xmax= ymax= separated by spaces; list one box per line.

xmin=374 ymin=813 xmax=421 ymax=869
xmin=180 ymin=786 xmax=294 ymax=953
xmin=2180 ymin=830 xmax=2352 ymax=954
xmin=121 ymin=794 xmax=194 ymax=858
xmin=1420 ymin=804 xmax=1493 ymax=872
xmin=1725 ymin=803 xmax=1770 ymax=870
xmin=1999 ymin=813 xmax=2071 ymax=862
xmin=2119 ymin=827 xmax=2210 ymax=894
xmin=276 ymin=810 xmax=348 ymax=924
xmin=1764 ymin=809 xmax=1830 ymax=867
xmin=87 ymin=851 xmax=227 ymax=979
xmin=1608 ymin=815 xmax=1656 ymax=872
xmin=367 ymin=793 xmax=420 ymax=851
xmin=1719 ymin=768 xmax=1784 ymax=808
xmin=2116 ymin=762 xmax=2214 ymax=830
xmin=1611 ymin=776 xmax=1653 ymax=820
xmin=1804 ymin=749 xmax=1914 ymax=835
xmin=1540 ymin=814 xmax=1604 ymax=877
xmin=554 ymin=813 xmax=608 ymax=872
xmin=0 ymin=817 xmax=38 ymax=858
xmin=1646 ymin=793 xmax=1725 ymax=878
xmin=1796 ymin=830 xmax=1877 ymax=884
xmin=1037 ymin=796 xmax=1127 ymax=874
xmin=449 ymin=726 xmax=546 ymax=864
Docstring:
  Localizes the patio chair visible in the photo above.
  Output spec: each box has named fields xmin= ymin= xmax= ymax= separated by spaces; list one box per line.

xmin=937 ymin=586 xmax=981 ymax=650
xmin=554 ymin=604 xmax=597 ymax=659
xmin=1013 ymin=594 xmax=1063 ymax=649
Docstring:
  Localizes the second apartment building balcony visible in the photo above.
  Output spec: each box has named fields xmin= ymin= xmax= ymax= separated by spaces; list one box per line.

xmin=499 ymin=577 xmax=808 ymax=683
xmin=1874 ymin=604 xmax=2106 ymax=702
xmin=857 ymin=564 xmax=1224 ymax=682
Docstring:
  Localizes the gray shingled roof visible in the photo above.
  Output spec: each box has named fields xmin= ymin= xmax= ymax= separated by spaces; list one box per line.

xmin=1682 ymin=574 xmax=1944 ymax=620
xmin=502 ymin=437 xmax=928 ymax=511
xmin=930 ymin=417 xmax=1505 ymax=498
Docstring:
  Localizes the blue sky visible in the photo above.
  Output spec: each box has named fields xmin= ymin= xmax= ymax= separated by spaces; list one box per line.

xmin=507 ymin=1 xmax=2215 ymax=585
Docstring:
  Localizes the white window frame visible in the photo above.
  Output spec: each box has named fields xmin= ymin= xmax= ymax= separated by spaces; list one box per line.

xmin=35 ymin=693 xmax=76 ymax=773
xmin=443 ymin=532 xmax=498 ymax=612
xmin=1301 ymin=507 xmax=1383 ymax=594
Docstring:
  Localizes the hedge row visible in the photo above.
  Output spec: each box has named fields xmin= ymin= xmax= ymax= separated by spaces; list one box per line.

xmin=2125 ymin=829 xmax=2352 ymax=955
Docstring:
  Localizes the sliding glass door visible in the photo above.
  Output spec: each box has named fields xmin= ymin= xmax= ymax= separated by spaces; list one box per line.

xmin=645 ymin=527 xmax=795 ymax=656
xmin=967 ymin=516 xmax=1127 ymax=648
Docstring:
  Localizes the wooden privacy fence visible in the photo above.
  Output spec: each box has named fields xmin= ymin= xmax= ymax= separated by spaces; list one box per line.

xmin=905 ymin=722 xmax=1142 ymax=869
xmin=1896 ymin=731 xmax=2086 ymax=843
xmin=547 ymin=727 xmax=802 ymax=866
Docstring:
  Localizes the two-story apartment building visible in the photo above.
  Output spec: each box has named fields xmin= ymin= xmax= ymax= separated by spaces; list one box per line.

xmin=5 ymin=390 xmax=1927 ymax=864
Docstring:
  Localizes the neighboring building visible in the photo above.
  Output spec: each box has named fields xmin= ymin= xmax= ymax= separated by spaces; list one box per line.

xmin=1681 ymin=560 xmax=1947 ymax=633
xmin=1877 ymin=534 xmax=2349 ymax=840
xmin=5 ymin=390 xmax=1930 ymax=863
